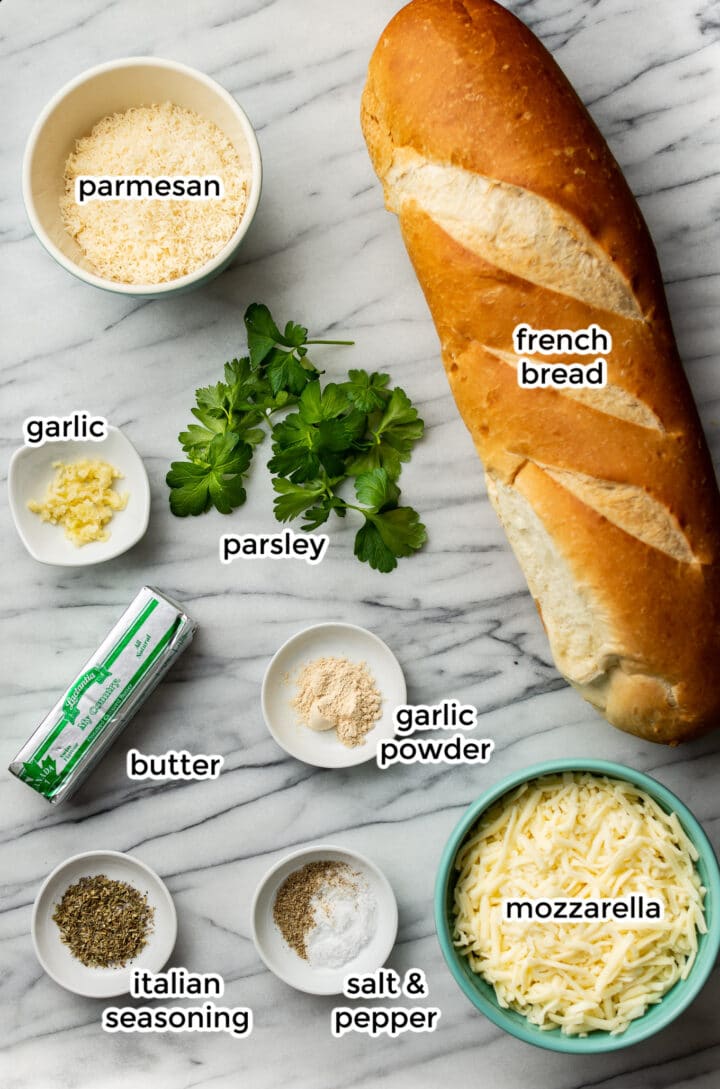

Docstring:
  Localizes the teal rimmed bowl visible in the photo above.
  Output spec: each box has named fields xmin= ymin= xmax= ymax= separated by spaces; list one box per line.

xmin=435 ymin=758 xmax=720 ymax=1053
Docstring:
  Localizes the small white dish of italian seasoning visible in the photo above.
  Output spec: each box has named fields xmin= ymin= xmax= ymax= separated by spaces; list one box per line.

xmin=252 ymin=844 xmax=398 ymax=995
xmin=261 ymin=622 xmax=406 ymax=768
xmin=31 ymin=850 xmax=177 ymax=998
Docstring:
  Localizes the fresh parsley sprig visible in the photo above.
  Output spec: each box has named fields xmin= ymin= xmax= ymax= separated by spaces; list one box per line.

xmin=167 ymin=431 xmax=252 ymax=516
xmin=245 ymin=303 xmax=353 ymax=397
xmin=267 ymin=379 xmax=426 ymax=571
xmin=166 ymin=303 xmax=427 ymax=571
xmin=272 ymin=468 xmax=426 ymax=573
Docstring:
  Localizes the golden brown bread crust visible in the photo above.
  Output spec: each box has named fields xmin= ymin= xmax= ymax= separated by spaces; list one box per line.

xmin=362 ymin=0 xmax=665 ymax=318
xmin=361 ymin=0 xmax=720 ymax=743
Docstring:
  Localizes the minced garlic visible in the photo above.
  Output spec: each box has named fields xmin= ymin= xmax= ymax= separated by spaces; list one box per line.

xmin=28 ymin=459 xmax=128 ymax=546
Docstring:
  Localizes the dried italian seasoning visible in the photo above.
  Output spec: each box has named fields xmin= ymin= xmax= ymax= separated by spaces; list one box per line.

xmin=52 ymin=874 xmax=155 ymax=967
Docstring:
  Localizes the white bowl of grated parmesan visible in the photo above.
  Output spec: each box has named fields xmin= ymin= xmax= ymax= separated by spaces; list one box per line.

xmin=23 ymin=57 xmax=262 ymax=296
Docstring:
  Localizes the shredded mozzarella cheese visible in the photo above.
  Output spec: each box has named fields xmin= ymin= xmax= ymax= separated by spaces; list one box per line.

xmin=453 ymin=772 xmax=706 ymax=1035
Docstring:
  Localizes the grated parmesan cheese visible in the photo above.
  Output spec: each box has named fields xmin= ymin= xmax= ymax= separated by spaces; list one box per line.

xmin=28 ymin=459 xmax=128 ymax=546
xmin=453 ymin=772 xmax=706 ymax=1036
xmin=60 ymin=102 xmax=249 ymax=284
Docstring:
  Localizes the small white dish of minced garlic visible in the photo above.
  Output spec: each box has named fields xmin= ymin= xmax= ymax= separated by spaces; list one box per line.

xmin=8 ymin=425 xmax=150 ymax=566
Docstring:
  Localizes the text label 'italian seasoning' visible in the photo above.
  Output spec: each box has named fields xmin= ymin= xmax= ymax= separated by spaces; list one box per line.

xmin=103 ymin=969 xmax=252 ymax=1038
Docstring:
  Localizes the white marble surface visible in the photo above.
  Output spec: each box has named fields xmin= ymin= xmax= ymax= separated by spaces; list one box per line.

xmin=2 ymin=1 xmax=720 ymax=1087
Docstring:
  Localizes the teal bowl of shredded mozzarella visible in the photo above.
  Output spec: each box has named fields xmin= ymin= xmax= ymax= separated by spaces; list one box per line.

xmin=435 ymin=758 xmax=720 ymax=1053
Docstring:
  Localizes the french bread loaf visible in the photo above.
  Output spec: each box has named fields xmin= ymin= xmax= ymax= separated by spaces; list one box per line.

xmin=361 ymin=0 xmax=720 ymax=743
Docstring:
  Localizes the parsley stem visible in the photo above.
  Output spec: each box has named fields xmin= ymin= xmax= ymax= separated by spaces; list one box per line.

xmin=305 ymin=339 xmax=355 ymax=346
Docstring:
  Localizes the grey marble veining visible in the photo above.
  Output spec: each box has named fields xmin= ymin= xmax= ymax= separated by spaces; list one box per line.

xmin=1 ymin=1 xmax=720 ymax=1087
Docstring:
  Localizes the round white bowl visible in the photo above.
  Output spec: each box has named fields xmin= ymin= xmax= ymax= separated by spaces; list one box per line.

xmin=32 ymin=850 xmax=177 ymax=998
xmin=22 ymin=57 xmax=262 ymax=297
xmin=261 ymin=622 xmax=406 ymax=768
xmin=8 ymin=424 xmax=150 ymax=566
xmin=252 ymin=844 xmax=398 ymax=995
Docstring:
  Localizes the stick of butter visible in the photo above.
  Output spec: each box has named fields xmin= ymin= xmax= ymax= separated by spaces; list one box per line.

xmin=9 ymin=586 xmax=197 ymax=805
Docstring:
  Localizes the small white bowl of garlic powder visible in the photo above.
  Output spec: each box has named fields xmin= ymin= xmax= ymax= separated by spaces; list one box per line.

xmin=23 ymin=57 xmax=261 ymax=296
xmin=261 ymin=622 xmax=407 ymax=768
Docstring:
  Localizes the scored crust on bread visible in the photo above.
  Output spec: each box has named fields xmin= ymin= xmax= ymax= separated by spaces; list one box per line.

xmin=361 ymin=0 xmax=720 ymax=743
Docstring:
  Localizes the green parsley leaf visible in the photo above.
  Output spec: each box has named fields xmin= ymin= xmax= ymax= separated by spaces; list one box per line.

xmin=223 ymin=358 xmax=267 ymax=420
xmin=245 ymin=303 xmax=309 ymax=368
xmin=342 ymin=369 xmax=391 ymax=412
xmin=272 ymin=478 xmax=327 ymax=522
xmin=301 ymin=502 xmax=334 ymax=531
xmin=297 ymin=382 xmax=367 ymax=446
xmin=244 ymin=304 xmax=285 ymax=367
xmin=354 ymin=507 xmax=427 ymax=572
xmin=371 ymin=506 xmax=427 ymax=555
xmin=348 ymin=387 xmax=424 ymax=478
xmin=179 ymin=416 xmax=226 ymax=457
xmin=353 ymin=521 xmax=396 ymax=572
xmin=354 ymin=468 xmax=400 ymax=511
xmin=283 ymin=320 xmax=309 ymax=348
xmin=268 ymin=417 xmax=350 ymax=481
xmin=265 ymin=347 xmax=317 ymax=397
xmin=166 ymin=432 xmax=252 ymax=517
xmin=298 ymin=381 xmax=350 ymax=423
xmin=268 ymin=414 xmax=321 ymax=481
xmin=269 ymin=381 xmax=366 ymax=481
xmin=166 ymin=461 xmax=215 ymax=517
xmin=241 ymin=427 xmax=266 ymax=446
xmin=195 ymin=382 xmax=229 ymax=419
xmin=223 ymin=356 xmax=254 ymax=388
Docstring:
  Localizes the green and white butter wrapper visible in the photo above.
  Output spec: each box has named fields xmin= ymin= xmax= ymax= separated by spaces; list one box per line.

xmin=9 ymin=586 xmax=197 ymax=805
